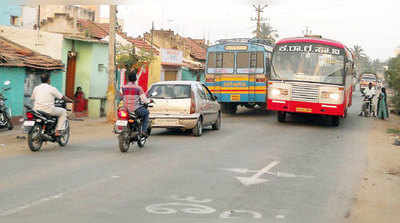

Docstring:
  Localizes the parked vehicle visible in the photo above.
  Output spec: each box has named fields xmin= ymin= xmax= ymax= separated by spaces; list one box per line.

xmin=24 ymin=99 xmax=71 ymax=152
xmin=0 ymin=80 xmax=13 ymax=130
xmin=147 ymin=81 xmax=221 ymax=136
xmin=360 ymin=73 xmax=377 ymax=93
xmin=205 ymin=38 xmax=273 ymax=114
xmin=114 ymin=102 xmax=153 ymax=153
xmin=268 ymin=35 xmax=354 ymax=126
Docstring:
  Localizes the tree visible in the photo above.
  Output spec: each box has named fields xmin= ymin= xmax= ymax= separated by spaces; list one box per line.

xmin=253 ymin=22 xmax=278 ymax=43
xmin=352 ymin=45 xmax=366 ymax=76
xmin=116 ymin=43 xmax=154 ymax=71
xmin=385 ymin=55 xmax=400 ymax=111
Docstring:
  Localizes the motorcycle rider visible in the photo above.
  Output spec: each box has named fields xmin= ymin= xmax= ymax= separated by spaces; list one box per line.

xmin=31 ymin=74 xmax=73 ymax=136
xmin=120 ymin=69 xmax=151 ymax=136
xmin=359 ymin=82 xmax=376 ymax=116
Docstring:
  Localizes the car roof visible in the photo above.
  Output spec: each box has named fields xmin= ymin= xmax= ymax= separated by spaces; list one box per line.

xmin=151 ymin=81 xmax=200 ymax=86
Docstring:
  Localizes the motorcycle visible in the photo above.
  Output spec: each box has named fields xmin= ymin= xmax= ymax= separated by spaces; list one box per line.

xmin=24 ymin=99 xmax=71 ymax=152
xmin=114 ymin=103 xmax=153 ymax=153
xmin=361 ymin=95 xmax=374 ymax=117
xmin=0 ymin=80 xmax=13 ymax=130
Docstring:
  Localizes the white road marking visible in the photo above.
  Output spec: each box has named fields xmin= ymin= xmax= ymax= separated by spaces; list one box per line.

xmin=219 ymin=210 xmax=262 ymax=219
xmin=145 ymin=203 xmax=216 ymax=215
xmin=276 ymin=214 xmax=285 ymax=219
xmin=170 ymin=195 xmax=212 ymax=203
xmin=236 ymin=161 xmax=280 ymax=186
xmin=0 ymin=175 xmax=121 ymax=216
xmin=0 ymin=193 xmax=64 ymax=217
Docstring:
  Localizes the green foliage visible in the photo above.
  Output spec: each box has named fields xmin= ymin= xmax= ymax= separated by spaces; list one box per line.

xmin=116 ymin=43 xmax=154 ymax=70
xmin=387 ymin=128 xmax=400 ymax=135
xmin=385 ymin=55 xmax=400 ymax=110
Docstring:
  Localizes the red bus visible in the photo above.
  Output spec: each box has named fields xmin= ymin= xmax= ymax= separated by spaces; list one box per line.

xmin=267 ymin=35 xmax=354 ymax=126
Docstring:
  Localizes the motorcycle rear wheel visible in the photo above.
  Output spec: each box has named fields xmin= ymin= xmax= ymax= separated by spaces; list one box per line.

xmin=28 ymin=125 xmax=43 ymax=152
xmin=118 ymin=132 xmax=130 ymax=153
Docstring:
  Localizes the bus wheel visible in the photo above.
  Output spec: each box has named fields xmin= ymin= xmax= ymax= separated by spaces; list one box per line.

xmin=277 ymin=111 xmax=286 ymax=122
xmin=331 ymin=116 xmax=340 ymax=127
xmin=228 ymin=104 xmax=237 ymax=114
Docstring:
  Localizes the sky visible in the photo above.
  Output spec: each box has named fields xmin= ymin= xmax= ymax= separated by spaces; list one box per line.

xmin=97 ymin=0 xmax=400 ymax=61
xmin=8 ymin=0 xmax=400 ymax=61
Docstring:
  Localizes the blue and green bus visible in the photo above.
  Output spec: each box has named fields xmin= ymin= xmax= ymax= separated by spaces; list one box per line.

xmin=205 ymin=38 xmax=273 ymax=114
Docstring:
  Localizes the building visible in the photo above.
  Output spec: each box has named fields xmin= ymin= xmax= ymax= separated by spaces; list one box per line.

xmin=395 ymin=46 xmax=400 ymax=57
xmin=143 ymin=29 xmax=207 ymax=84
xmin=0 ymin=5 xmax=22 ymax=26
xmin=0 ymin=36 xmax=64 ymax=122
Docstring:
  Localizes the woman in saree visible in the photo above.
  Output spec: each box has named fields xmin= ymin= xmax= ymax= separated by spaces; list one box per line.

xmin=74 ymin=87 xmax=88 ymax=113
xmin=377 ymin=87 xmax=389 ymax=120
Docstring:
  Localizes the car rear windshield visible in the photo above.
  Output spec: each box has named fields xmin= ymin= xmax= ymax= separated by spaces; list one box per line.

xmin=148 ymin=84 xmax=192 ymax=99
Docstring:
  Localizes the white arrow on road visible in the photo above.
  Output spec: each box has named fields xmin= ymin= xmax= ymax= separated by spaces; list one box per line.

xmin=235 ymin=161 xmax=280 ymax=186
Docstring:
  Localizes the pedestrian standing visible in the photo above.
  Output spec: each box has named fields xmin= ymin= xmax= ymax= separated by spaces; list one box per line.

xmin=377 ymin=87 xmax=389 ymax=120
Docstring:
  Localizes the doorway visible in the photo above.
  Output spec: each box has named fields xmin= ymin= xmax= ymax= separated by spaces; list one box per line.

xmin=65 ymin=52 xmax=77 ymax=99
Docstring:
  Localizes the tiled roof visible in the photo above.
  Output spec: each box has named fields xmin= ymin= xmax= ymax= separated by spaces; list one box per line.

xmin=78 ymin=19 xmax=109 ymax=39
xmin=78 ymin=19 xmax=158 ymax=54
xmin=0 ymin=36 xmax=64 ymax=70
xmin=183 ymin=37 xmax=206 ymax=61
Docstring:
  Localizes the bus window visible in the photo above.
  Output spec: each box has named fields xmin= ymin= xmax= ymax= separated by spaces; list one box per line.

xmin=256 ymin=52 xmax=264 ymax=69
xmin=249 ymin=52 xmax=264 ymax=73
xmin=216 ymin=53 xmax=223 ymax=68
xmin=237 ymin=52 xmax=250 ymax=68
xmin=223 ymin=52 xmax=234 ymax=68
xmin=207 ymin=52 xmax=216 ymax=68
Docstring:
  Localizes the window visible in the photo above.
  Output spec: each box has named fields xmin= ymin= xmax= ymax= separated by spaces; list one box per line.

xmin=201 ymin=85 xmax=212 ymax=100
xmin=10 ymin=16 xmax=20 ymax=26
xmin=207 ymin=53 xmax=216 ymax=68
xmin=222 ymin=52 xmax=234 ymax=68
xmin=237 ymin=52 xmax=250 ymax=68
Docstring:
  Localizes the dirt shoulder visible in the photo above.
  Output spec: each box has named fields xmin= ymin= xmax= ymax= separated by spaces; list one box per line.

xmin=0 ymin=118 xmax=114 ymax=157
xmin=349 ymin=115 xmax=400 ymax=222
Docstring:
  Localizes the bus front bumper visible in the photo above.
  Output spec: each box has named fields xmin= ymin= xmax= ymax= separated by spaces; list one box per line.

xmin=267 ymin=99 xmax=345 ymax=116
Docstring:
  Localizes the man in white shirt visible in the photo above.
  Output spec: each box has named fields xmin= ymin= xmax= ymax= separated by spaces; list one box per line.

xmin=31 ymin=74 xmax=73 ymax=136
xmin=360 ymin=82 xmax=376 ymax=116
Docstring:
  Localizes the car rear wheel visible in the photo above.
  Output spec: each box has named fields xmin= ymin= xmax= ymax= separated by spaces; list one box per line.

xmin=192 ymin=118 xmax=203 ymax=137
xmin=212 ymin=112 xmax=221 ymax=130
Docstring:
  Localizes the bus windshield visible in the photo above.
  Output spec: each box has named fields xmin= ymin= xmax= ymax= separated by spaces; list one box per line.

xmin=272 ymin=52 xmax=345 ymax=84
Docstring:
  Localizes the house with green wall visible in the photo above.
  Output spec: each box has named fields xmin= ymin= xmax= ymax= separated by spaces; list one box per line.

xmin=0 ymin=36 xmax=64 ymax=121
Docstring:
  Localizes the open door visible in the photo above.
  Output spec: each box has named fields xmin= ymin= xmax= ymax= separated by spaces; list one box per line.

xmin=65 ymin=53 xmax=77 ymax=99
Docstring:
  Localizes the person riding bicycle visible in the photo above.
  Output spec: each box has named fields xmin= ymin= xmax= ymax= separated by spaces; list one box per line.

xmin=120 ymin=69 xmax=151 ymax=136
xmin=31 ymin=74 xmax=73 ymax=136
xmin=359 ymin=82 xmax=376 ymax=116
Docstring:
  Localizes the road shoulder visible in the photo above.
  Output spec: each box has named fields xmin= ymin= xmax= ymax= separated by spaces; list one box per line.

xmin=0 ymin=118 xmax=114 ymax=157
xmin=349 ymin=115 xmax=400 ymax=223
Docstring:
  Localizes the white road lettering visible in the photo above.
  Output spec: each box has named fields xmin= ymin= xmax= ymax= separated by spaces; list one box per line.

xmin=145 ymin=203 xmax=216 ymax=215
xmin=220 ymin=210 xmax=262 ymax=219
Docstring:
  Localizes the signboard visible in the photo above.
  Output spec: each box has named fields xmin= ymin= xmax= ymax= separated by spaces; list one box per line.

xmin=224 ymin=45 xmax=248 ymax=51
xmin=277 ymin=43 xmax=343 ymax=55
xmin=161 ymin=48 xmax=183 ymax=65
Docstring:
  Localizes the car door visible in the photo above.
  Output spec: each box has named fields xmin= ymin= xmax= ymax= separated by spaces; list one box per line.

xmin=201 ymin=84 xmax=219 ymax=124
xmin=196 ymin=84 xmax=210 ymax=124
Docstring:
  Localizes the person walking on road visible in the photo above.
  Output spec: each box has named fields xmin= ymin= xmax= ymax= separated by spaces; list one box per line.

xmin=377 ymin=87 xmax=389 ymax=120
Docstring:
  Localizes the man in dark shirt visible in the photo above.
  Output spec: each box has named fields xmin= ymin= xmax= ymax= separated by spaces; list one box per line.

xmin=121 ymin=70 xmax=150 ymax=136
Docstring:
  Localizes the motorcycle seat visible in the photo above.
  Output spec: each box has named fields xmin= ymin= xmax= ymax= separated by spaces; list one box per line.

xmin=37 ymin=110 xmax=55 ymax=119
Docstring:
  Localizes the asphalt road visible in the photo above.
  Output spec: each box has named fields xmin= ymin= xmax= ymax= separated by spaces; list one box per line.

xmin=0 ymin=93 xmax=371 ymax=223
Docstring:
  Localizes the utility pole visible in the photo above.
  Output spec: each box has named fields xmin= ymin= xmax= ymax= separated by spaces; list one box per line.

xmin=251 ymin=4 xmax=268 ymax=38
xmin=150 ymin=21 xmax=154 ymax=58
xmin=106 ymin=5 xmax=117 ymax=123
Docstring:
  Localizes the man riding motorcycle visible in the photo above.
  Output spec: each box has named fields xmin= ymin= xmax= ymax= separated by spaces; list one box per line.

xmin=359 ymin=82 xmax=376 ymax=117
xmin=31 ymin=74 xmax=73 ymax=136
xmin=120 ymin=69 xmax=151 ymax=137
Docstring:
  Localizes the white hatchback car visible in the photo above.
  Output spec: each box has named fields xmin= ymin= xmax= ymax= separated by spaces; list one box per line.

xmin=147 ymin=81 xmax=221 ymax=136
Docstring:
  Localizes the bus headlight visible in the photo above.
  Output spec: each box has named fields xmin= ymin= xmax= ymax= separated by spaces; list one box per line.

xmin=320 ymin=88 xmax=343 ymax=104
xmin=329 ymin=93 xmax=340 ymax=100
xmin=269 ymin=87 xmax=289 ymax=100
xmin=271 ymin=88 xmax=282 ymax=97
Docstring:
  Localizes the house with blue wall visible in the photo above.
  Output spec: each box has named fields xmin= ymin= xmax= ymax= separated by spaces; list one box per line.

xmin=0 ymin=4 xmax=22 ymax=26
xmin=0 ymin=36 xmax=64 ymax=122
